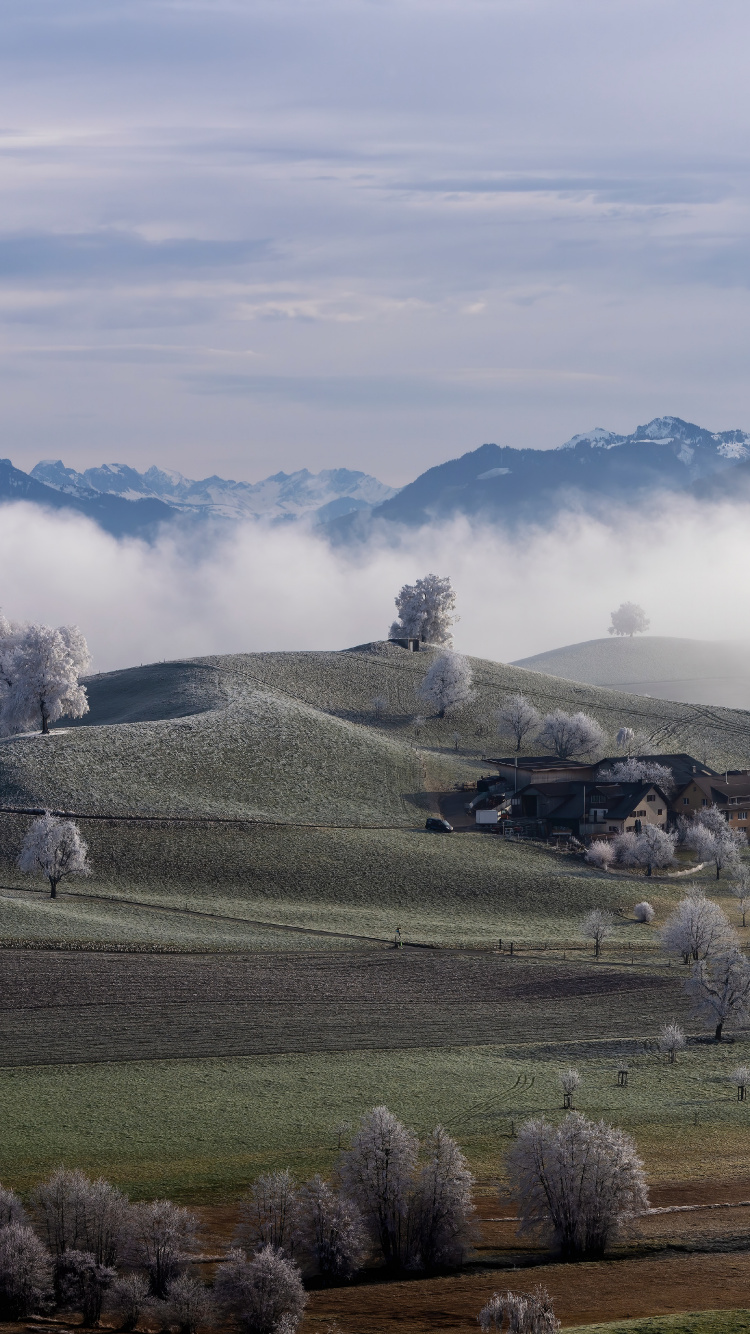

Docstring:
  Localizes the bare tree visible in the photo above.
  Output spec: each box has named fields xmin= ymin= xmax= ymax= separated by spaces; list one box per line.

xmin=496 ymin=695 xmax=540 ymax=753
xmin=558 ymin=1068 xmax=580 ymax=1109
xmin=410 ymin=1126 xmax=475 ymax=1269
xmin=417 ymin=653 xmax=473 ymax=720
xmin=339 ymin=1106 xmax=418 ymax=1269
xmin=507 ymin=1113 xmax=648 ymax=1259
xmin=659 ymin=1022 xmax=686 ymax=1063
xmin=56 ymin=1249 xmax=115 ymax=1325
xmin=598 ymin=759 xmax=675 ymax=795
xmin=127 ymin=1200 xmax=198 ymax=1299
xmin=296 ymin=1176 xmax=367 ymax=1280
xmin=214 ymin=1245 xmax=306 ymax=1334
xmin=237 ymin=1171 xmax=298 ymax=1256
xmin=0 ymin=1223 xmax=53 ymax=1320
xmin=616 ymin=727 xmax=635 ymax=751
xmin=608 ymin=603 xmax=650 ymax=637
xmin=634 ymin=901 xmax=655 ymax=923
xmin=0 ymin=1187 xmax=27 ymax=1229
xmin=686 ymin=948 xmax=750 ymax=1041
xmin=626 ymin=826 xmax=677 ymax=878
xmin=730 ymin=1065 xmax=750 ymax=1101
xmin=412 ymin=714 xmax=425 ymax=739
xmin=107 ymin=1273 xmax=151 ymax=1331
xmin=537 ymin=710 xmax=604 ymax=761
xmin=0 ymin=622 xmax=91 ymax=735
xmin=585 ymin=841 xmax=614 ymax=870
xmin=18 ymin=815 xmax=91 ymax=900
xmin=581 ymin=909 xmax=613 ymax=958
xmin=660 ymin=891 xmax=737 ymax=964
xmin=390 ymin=574 xmax=457 ymax=646
xmin=479 ymin=1286 xmax=560 ymax=1334
xmin=166 ymin=1274 xmax=214 ymax=1334
xmin=730 ymin=869 xmax=750 ymax=928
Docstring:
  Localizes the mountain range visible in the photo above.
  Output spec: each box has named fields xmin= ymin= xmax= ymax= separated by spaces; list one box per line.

xmin=2 ymin=415 xmax=750 ymax=539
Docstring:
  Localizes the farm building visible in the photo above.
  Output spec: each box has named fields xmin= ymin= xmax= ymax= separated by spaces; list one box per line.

xmin=508 ymin=780 xmax=670 ymax=840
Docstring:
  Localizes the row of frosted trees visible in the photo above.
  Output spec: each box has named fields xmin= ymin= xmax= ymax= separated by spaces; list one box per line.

xmin=0 ymin=1105 xmax=649 ymax=1330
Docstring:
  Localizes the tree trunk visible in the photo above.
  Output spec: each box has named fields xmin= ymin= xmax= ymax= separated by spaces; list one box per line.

xmin=717 ymin=863 xmax=721 ymax=880
xmin=647 ymin=864 xmax=652 ymax=877
xmin=49 ymin=877 xmax=57 ymax=899
xmin=715 ymin=1020 xmax=723 ymax=1041
xmin=595 ymin=939 xmax=600 ymax=957
xmin=40 ymin=698 xmax=49 ymax=734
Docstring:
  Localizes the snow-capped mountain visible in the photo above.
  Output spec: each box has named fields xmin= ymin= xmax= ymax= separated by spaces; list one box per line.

xmin=557 ymin=416 xmax=750 ymax=471
xmin=30 ymin=460 xmax=398 ymax=524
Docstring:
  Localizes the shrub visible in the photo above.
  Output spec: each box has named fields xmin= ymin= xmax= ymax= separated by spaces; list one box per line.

xmin=56 ymin=1248 xmax=115 ymax=1325
xmin=659 ymin=1022 xmax=686 ymax=1062
xmin=479 ymin=1285 xmax=560 ymax=1334
xmin=634 ymin=902 xmax=655 ymax=923
xmin=237 ymin=1170 xmax=298 ymax=1255
xmin=585 ymin=841 xmax=613 ymax=870
xmin=107 ymin=1272 xmax=151 ymax=1331
xmin=166 ymin=1273 xmax=214 ymax=1334
xmin=296 ymin=1176 xmax=366 ymax=1280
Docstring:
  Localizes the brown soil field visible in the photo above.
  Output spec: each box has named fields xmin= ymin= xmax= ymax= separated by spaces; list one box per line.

xmin=0 ymin=948 xmax=685 ymax=1066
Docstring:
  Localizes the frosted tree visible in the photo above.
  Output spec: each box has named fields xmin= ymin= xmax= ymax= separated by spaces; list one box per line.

xmin=598 ymin=759 xmax=675 ymax=794
xmin=237 ymin=1170 xmax=298 ymax=1256
xmin=585 ymin=840 xmax=614 ymax=870
xmin=659 ymin=1022 xmax=685 ymax=1063
xmin=616 ymin=727 xmax=635 ymax=751
xmin=0 ymin=1187 xmax=27 ymax=1229
xmin=18 ymin=814 xmax=91 ymax=900
xmin=730 ymin=1065 xmax=750 ymax=1101
xmin=627 ymin=826 xmax=677 ymax=878
xmin=56 ymin=1250 xmax=116 ymax=1325
xmin=30 ymin=1168 xmax=128 ymax=1264
xmin=371 ymin=694 xmax=388 ymax=721
xmin=409 ymin=1126 xmax=475 ymax=1269
xmin=633 ymin=901 xmax=655 ymax=923
xmin=730 ymin=870 xmax=750 ymax=928
xmin=479 ymin=1287 xmax=560 ymax=1334
xmin=107 ymin=1273 xmax=150 ymax=1331
xmin=165 ymin=1274 xmax=214 ymax=1334
xmin=0 ymin=623 xmax=90 ymax=735
xmin=507 ymin=1113 xmax=648 ymax=1259
xmin=339 ymin=1106 xmax=418 ymax=1269
xmin=537 ymin=710 xmax=604 ymax=761
xmin=608 ymin=603 xmax=650 ymax=637
xmin=0 ymin=1223 xmax=53 ymax=1320
xmin=417 ymin=653 xmax=473 ymax=720
xmin=680 ymin=809 xmax=745 ymax=880
xmin=296 ymin=1176 xmax=367 ymax=1280
xmin=660 ymin=891 xmax=737 ymax=964
xmin=127 ymin=1200 xmax=198 ymax=1299
xmin=686 ymin=948 xmax=750 ymax=1041
xmin=214 ymin=1245 xmax=306 ymax=1334
xmin=581 ymin=909 xmax=613 ymax=958
xmin=558 ymin=1068 xmax=580 ymax=1109
xmin=390 ymin=574 xmax=457 ymax=646
xmin=496 ymin=695 xmax=540 ymax=753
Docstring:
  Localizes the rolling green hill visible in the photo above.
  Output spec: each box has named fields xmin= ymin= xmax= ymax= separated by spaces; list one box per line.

xmin=513 ymin=637 xmax=750 ymax=711
xmin=1 ymin=640 xmax=750 ymax=950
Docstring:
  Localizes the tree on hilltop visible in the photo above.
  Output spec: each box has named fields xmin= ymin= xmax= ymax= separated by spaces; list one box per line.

xmin=609 ymin=603 xmax=650 ymax=637
xmin=390 ymin=574 xmax=456 ymax=646
xmin=18 ymin=813 xmax=91 ymax=900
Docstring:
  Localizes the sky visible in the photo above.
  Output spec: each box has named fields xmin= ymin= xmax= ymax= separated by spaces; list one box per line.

xmin=3 ymin=0 xmax=750 ymax=486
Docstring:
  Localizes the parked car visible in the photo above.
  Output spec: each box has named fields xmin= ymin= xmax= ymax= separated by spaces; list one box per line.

xmin=425 ymin=817 xmax=453 ymax=833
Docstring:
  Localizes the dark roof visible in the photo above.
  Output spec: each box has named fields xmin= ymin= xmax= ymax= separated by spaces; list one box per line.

xmin=487 ymin=756 xmax=591 ymax=771
xmin=592 ymin=754 xmax=718 ymax=786
xmin=513 ymin=779 xmax=669 ymax=821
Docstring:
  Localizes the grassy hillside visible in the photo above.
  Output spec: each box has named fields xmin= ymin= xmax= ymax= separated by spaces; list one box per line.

xmin=1 ymin=640 xmax=750 ymax=950
xmin=513 ymin=637 xmax=750 ymax=711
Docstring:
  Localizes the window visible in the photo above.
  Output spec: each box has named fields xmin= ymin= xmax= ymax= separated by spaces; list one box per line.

xmin=658 ymin=808 xmax=663 ymax=815
xmin=608 ymin=826 xmax=618 ymax=832
xmin=702 ymin=799 xmax=708 ymax=806
xmin=741 ymin=812 xmax=748 ymax=821
xmin=683 ymin=797 xmax=689 ymax=805
xmin=647 ymin=794 xmax=655 ymax=802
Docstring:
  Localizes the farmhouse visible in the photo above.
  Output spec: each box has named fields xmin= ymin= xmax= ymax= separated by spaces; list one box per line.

xmin=674 ymin=768 xmax=750 ymax=832
xmin=508 ymin=780 xmax=670 ymax=840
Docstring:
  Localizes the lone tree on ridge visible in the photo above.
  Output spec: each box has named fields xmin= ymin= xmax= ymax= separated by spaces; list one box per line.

xmin=0 ymin=616 xmax=91 ymax=735
xmin=18 ymin=813 xmax=91 ymax=899
xmin=608 ymin=603 xmax=650 ymax=637
xmin=390 ymin=574 xmax=456 ymax=646
xmin=581 ymin=908 xmax=613 ymax=958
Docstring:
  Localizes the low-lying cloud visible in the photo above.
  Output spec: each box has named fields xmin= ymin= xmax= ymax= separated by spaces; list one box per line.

xmin=1 ymin=497 xmax=750 ymax=675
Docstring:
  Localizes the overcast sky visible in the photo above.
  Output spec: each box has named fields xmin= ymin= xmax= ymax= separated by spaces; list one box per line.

xmin=2 ymin=0 xmax=750 ymax=486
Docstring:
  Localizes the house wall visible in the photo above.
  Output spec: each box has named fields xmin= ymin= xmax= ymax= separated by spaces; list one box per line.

xmin=674 ymin=780 xmax=716 ymax=817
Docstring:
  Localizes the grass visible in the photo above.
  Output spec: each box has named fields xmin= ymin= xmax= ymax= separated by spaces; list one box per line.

xmin=2 ymin=1034 xmax=750 ymax=1200
xmin=568 ymin=1314 xmax=750 ymax=1334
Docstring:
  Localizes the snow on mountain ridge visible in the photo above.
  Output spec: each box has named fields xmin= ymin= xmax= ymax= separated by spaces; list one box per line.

xmin=557 ymin=416 xmax=750 ymax=464
xmin=30 ymin=459 xmax=398 ymax=523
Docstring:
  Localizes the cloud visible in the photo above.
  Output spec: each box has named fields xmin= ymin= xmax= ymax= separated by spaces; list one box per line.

xmin=2 ymin=496 xmax=750 ymax=675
